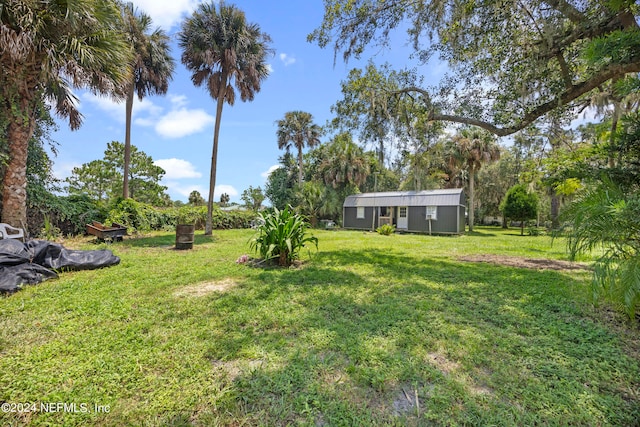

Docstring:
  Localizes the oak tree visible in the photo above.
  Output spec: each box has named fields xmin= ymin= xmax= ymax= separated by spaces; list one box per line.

xmin=311 ymin=0 xmax=640 ymax=136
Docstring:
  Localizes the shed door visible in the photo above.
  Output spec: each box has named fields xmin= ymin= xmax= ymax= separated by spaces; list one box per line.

xmin=397 ymin=206 xmax=408 ymax=229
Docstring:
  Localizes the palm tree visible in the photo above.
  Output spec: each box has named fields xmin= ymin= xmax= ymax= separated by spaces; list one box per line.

xmin=446 ymin=128 xmax=501 ymax=231
xmin=276 ymin=111 xmax=322 ymax=185
xmin=121 ymin=3 xmax=175 ymax=199
xmin=298 ymin=181 xmax=324 ymax=228
xmin=179 ymin=1 xmax=272 ymax=235
xmin=320 ymin=133 xmax=370 ymax=191
xmin=219 ymin=192 xmax=230 ymax=207
xmin=0 ymin=0 xmax=131 ymax=228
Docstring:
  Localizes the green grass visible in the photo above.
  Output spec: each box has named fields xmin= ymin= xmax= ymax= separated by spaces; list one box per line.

xmin=1 ymin=227 xmax=638 ymax=426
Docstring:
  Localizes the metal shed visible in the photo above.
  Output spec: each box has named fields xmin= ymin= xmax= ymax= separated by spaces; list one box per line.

xmin=343 ymin=189 xmax=466 ymax=234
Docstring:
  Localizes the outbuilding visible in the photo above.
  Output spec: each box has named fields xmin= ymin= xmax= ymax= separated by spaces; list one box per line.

xmin=343 ymin=189 xmax=466 ymax=234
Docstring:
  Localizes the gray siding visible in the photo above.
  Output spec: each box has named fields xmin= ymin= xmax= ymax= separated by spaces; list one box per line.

xmin=406 ymin=206 xmax=460 ymax=234
xmin=343 ymin=189 xmax=466 ymax=234
xmin=344 ymin=205 xmax=465 ymax=234
xmin=343 ymin=206 xmax=375 ymax=230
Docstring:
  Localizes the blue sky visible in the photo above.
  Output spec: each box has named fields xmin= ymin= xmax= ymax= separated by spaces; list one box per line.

xmin=50 ymin=0 xmax=443 ymax=204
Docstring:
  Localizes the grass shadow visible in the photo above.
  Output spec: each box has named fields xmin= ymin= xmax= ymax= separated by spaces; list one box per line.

xmin=3 ymin=231 xmax=637 ymax=426
xmin=115 ymin=232 xmax=217 ymax=248
xmin=464 ymin=230 xmax=498 ymax=237
xmin=192 ymin=248 xmax=639 ymax=425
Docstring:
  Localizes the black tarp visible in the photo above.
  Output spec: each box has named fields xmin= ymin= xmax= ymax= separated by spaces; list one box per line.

xmin=0 ymin=239 xmax=120 ymax=292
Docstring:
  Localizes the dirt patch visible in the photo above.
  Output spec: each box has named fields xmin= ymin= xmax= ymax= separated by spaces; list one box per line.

xmin=392 ymin=382 xmax=432 ymax=418
xmin=427 ymin=352 xmax=460 ymax=376
xmin=458 ymin=255 xmax=590 ymax=271
xmin=469 ymin=383 xmax=494 ymax=396
xmin=211 ymin=359 xmax=265 ymax=381
xmin=173 ymin=278 xmax=239 ymax=297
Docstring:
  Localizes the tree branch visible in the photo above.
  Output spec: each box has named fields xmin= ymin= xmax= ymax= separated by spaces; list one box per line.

xmin=393 ymin=61 xmax=640 ymax=137
xmin=556 ymin=52 xmax=573 ymax=89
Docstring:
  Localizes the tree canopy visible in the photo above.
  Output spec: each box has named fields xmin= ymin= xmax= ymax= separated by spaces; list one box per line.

xmin=501 ymin=184 xmax=539 ymax=235
xmin=311 ymin=0 xmax=640 ymax=136
xmin=66 ymin=141 xmax=169 ymax=206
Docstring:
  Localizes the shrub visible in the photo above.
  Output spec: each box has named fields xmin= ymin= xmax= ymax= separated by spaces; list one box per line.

xmin=249 ymin=206 xmax=318 ymax=267
xmin=105 ymin=199 xmax=173 ymax=232
xmin=376 ymin=223 xmax=396 ymax=235
xmin=41 ymin=215 xmax=61 ymax=240
xmin=104 ymin=202 xmax=254 ymax=233
xmin=527 ymin=225 xmax=545 ymax=236
xmin=28 ymin=193 xmax=107 ymax=237
xmin=176 ymin=205 xmax=206 ymax=227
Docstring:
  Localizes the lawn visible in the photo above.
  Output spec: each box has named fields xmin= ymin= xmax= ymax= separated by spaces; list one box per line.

xmin=1 ymin=227 xmax=638 ymax=426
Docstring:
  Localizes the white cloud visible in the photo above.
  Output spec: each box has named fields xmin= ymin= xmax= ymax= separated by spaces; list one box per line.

xmin=82 ymin=91 xmax=214 ymax=138
xmin=134 ymin=117 xmax=155 ymax=127
xmin=80 ymin=93 xmax=162 ymax=123
xmin=154 ymin=158 xmax=202 ymax=179
xmin=169 ymin=94 xmax=189 ymax=109
xmin=131 ymin=0 xmax=201 ymax=31
xmin=135 ymin=98 xmax=163 ymax=117
xmin=53 ymin=161 xmax=81 ymax=181
xmin=261 ymin=164 xmax=280 ymax=178
xmin=80 ymin=93 xmax=123 ymax=120
xmin=279 ymin=53 xmax=296 ymax=66
xmin=155 ymin=108 xmax=215 ymax=138
xmin=266 ymin=63 xmax=274 ymax=74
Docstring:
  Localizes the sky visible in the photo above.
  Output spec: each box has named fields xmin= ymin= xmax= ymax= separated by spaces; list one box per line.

xmin=49 ymin=0 xmax=442 ymax=204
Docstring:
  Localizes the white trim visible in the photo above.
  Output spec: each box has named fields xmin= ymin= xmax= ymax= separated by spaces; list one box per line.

xmin=425 ymin=206 xmax=437 ymax=220
xmin=397 ymin=206 xmax=408 ymax=229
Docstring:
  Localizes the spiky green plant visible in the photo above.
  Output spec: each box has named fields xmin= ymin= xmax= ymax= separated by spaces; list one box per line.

xmin=376 ymin=223 xmax=396 ymax=235
xmin=249 ymin=206 xmax=318 ymax=266
xmin=563 ymin=179 xmax=640 ymax=319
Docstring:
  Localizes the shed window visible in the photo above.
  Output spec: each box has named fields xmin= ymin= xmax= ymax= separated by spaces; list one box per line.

xmin=425 ymin=206 xmax=437 ymax=220
xmin=356 ymin=206 xmax=365 ymax=219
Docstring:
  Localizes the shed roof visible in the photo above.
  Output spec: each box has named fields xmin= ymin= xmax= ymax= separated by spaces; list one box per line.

xmin=343 ymin=189 xmax=465 ymax=208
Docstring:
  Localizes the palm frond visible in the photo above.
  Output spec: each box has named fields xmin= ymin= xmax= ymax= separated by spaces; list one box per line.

xmin=564 ymin=178 xmax=640 ymax=319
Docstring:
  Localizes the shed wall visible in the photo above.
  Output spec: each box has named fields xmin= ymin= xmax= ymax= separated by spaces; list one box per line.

xmin=407 ymin=206 xmax=460 ymax=234
xmin=343 ymin=206 xmax=374 ymax=230
xmin=344 ymin=205 xmax=465 ymax=234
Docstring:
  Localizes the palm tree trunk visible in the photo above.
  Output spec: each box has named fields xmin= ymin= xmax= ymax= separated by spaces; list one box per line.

xmin=468 ymin=170 xmax=475 ymax=232
xmin=550 ymin=188 xmax=560 ymax=229
xmin=1 ymin=96 xmax=36 ymax=229
xmin=297 ymin=145 xmax=304 ymax=185
xmin=206 ymin=86 xmax=226 ymax=236
xmin=123 ymin=84 xmax=135 ymax=199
